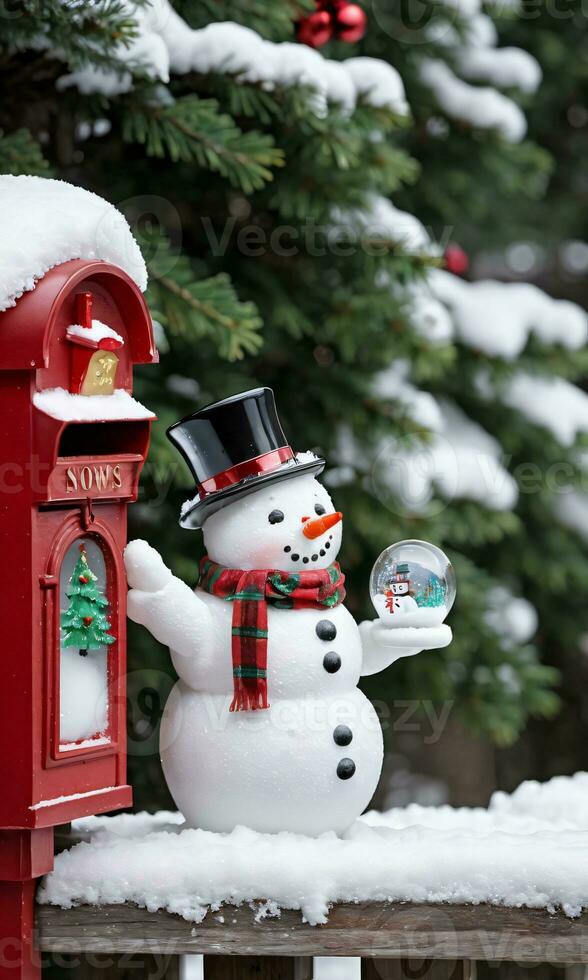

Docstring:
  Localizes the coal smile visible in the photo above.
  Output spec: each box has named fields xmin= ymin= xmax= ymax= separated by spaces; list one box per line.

xmin=284 ymin=535 xmax=334 ymax=563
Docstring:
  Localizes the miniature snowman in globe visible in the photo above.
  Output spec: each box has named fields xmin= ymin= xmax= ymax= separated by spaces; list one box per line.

xmin=124 ymin=388 xmax=453 ymax=837
xmin=371 ymin=540 xmax=456 ymax=633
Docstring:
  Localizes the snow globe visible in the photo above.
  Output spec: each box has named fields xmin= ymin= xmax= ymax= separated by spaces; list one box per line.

xmin=370 ymin=540 xmax=455 ymax=628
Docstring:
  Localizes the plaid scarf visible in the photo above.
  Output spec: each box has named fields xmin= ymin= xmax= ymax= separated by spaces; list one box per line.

xmin=198 ymin=556 xmax=346 ymax=712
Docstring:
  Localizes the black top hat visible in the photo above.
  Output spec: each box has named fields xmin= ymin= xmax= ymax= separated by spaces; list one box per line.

xmin=167 ymin=387 xmax=325 ymax=528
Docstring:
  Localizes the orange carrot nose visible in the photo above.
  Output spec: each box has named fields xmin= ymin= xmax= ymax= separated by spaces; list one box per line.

xmin=302 ymin=511 xmax=343 ymax=540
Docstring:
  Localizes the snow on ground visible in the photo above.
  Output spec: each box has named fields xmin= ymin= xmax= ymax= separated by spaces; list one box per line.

xmin=58 ymin=1 xmax=408 ymax=118
xmin=38 ymin=773 xmax=588 ymax=924
xmin=0 ymin=176 xmax=147 ymax=312
xmin=34 ymin=388 xmax=155 ymax=422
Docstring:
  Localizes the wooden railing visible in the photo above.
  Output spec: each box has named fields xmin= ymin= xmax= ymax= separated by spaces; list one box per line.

xmin=36 ymin=901 xmax=588 ymax=979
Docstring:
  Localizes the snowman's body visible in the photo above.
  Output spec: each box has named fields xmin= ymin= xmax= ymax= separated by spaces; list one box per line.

xmin=160 ymin=597 xmax=382 ymax=835
xmin=126 ymin=470 xmax=451 ymax=836
xmin=386 ymin=593 xmax=419 ymax=616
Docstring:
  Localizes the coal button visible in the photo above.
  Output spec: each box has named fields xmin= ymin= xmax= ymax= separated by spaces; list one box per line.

xmin=323 ymin=652 xmax=341 ymax=673
xmin=337 ymin=758 xmax=356 ymax=780
xmin=316 ymin=619 xmax=337 ymax=641
xmin=333 ymin=725 xmax=353 ymax=746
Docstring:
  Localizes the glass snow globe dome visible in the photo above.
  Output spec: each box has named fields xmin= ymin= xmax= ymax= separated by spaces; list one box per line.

xmin=370 ymin=539 xmax=456 ymax=628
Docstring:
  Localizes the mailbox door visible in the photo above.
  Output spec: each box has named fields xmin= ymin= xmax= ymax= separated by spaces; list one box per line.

xmin=30 ymin=504 xmax=131 ymax=827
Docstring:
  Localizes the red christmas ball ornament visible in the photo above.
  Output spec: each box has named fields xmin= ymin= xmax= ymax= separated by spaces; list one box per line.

xmin=79 ymin=575 xmax=89 ymax=584
xmin=83 ymin=615 xmax=94 ymax=626
xmin=333 ymin=2 xmax=367 ymax=43
xmin=297 ymin=8 xmax=333 ymax=47
xmin=444 ymin=243 xmax=469 ymax=276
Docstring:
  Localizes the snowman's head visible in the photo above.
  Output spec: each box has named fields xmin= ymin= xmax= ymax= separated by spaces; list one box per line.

xmin=202 ymin=473 xmax=343 ymax=570
xmin=391 ymin=581 xmax=409 ymax=596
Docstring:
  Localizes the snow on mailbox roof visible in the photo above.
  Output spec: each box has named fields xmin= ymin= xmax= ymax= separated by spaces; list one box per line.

xmin=33 ymin=387 xmax=155 ymax=422
xmin=0 ymin=176 xmax=147 ymax=312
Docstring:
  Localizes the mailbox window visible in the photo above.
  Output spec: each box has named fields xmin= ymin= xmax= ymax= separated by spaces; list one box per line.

xmin=59 ymin=537 xmax=113 ymax=746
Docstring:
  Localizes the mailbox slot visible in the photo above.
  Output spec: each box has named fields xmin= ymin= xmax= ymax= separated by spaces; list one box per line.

xmin=32 ymin=414 xmax=152 ymax=504
xmin=59 ymin=420 xmax=151 ymax=458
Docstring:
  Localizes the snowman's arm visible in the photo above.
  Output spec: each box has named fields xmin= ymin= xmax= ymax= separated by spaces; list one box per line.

xmin=124 ymin=540 xmax=213 ymax=660
xmin=359 ymin=619 xmax=452 ymax=676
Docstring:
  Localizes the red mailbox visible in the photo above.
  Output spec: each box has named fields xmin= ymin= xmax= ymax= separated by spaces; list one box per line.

xmin=0 ymin=258 xmax=157 ymax=977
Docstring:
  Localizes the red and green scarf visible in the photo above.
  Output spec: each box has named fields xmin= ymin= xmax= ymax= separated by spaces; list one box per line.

xmin=198 ymin=556 xmax=346 ymax=712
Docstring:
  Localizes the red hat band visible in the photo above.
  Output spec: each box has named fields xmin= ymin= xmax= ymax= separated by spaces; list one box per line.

xmin=199 ymin=446 xmax=294 ymax=497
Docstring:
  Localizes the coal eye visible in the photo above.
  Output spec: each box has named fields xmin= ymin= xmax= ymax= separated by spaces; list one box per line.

xmin=268 ymin=510 xmax=284 ymax=524
xmin=314 ymin=503 xmax=326 ymax=516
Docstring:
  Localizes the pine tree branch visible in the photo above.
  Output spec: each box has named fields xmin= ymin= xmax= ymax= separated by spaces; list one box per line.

xmin=123 ymin=95 xmax=284 ymax=192
xmin=0 ymin=128 xmax=50 ymax=175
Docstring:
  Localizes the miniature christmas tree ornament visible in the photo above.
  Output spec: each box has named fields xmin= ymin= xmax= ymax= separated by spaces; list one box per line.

xmin=370 ymin=539 xmax=456 ymax=629
xmin=61 ymin=545 xmax=116 ymax=657
xmin=126 ymin=388 xmax=453 ymax=837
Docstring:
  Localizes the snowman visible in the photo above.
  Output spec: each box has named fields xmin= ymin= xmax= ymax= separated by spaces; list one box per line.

xmin=125 ymin=388 xmax=452 ymax=836
xmin=382 ymin=564 xmax=419 ymax=619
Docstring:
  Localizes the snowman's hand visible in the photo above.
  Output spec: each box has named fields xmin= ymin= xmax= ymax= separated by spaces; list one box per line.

xmin=124 ymin=539 xmax=172 ymax=592
xmin=124 ymin=540 xmax=213 ymax=661
xmin=359 ymin=620 xmax=452 ymax=676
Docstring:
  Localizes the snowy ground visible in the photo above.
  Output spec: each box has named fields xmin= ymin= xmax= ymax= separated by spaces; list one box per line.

xmin=38 ymin=773 xmax=588 ymax=925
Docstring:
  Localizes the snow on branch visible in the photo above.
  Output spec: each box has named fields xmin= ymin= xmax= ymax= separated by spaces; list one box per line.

xmin=554 ymin=491 xmax=588 ymax=542
xmin=429 ymin=269 xmax=588 ymax=359
xmin=485 ymin=586 xmax=538 ymax=648
xmin=376 ymin=397 xmax=518 ymax=513
xmin=332 ymin=195 xmax=437 ymax=256
xmin=38 ymin=773 xmax=588 ymax=924
xmin=0 ymin=176 xmax=147 ymax=312
xmin=373 ymin=361 xmax=444 ymax=432
xmin=419 ymin=2 xmax=540 ymax=138
xmin=420 ymin=59 xmax=527 ymax=142
xmin=58 ymin=0 xmax=409 ymax=119
xmin=453 ymin=13 xmax=542 ymax=93
xmin=353 ymin=364 xmax=517 ymax=512
xmin=458 ymin=45 xmax=542 ymax=93
xmin=491 ymin=374 xmax=588 ymax=447
xmin=403 ymin=280 xmax=455 ymax=345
